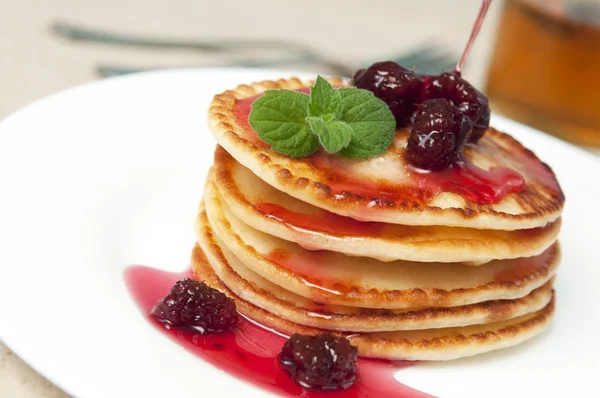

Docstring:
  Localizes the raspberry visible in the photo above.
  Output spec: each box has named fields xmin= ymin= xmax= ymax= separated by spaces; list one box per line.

xmin=279 ymin=333 xmax=358 ymax=390
xmin=151 ymin=278 xmax=237 ymax=333
xmin=353 ymin=61 xmax=423 ymax=126
xmin=407 ymin=98 xmax=473 ymax=170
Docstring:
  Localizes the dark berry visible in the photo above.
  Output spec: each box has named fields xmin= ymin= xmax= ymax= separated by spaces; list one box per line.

xmin=279 ymin=333 xmax=358 ymax=390
xmin=421 ymin=72 xmax=490 ymax=142
xmin=470 ymin=96 xmax=490 ymax=142
xmin=151 ymin=278 xmax=237 ymax=333
xmin=353 ymin=61 xmax=423 ymax=126
xmin=406 ymin=98 xmax=473 ymax=170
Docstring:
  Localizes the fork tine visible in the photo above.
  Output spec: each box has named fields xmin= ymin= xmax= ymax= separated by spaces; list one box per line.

xmin=97 ymin=66 xmax=150 ymax=78
xmin=96 ymin=55 xmax=355 ymax=79
xmin=53 ymin=22 xmax=219 ymax=51
xmin=57 ymin=21 xmax=356 ymax=76
xmin=52 ymin=21 xmax=318 ymax=54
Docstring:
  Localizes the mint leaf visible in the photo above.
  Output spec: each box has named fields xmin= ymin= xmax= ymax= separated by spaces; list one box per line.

xmin=306 ymin=116 xmax=328 ymax=139
xmin=249 ymin=90 xmax=318 ymax=158
xmin=337 ymin=88 xmax=396 ymax=159
xmin=248 ymin=80 xmax=396 ymax=160
xmin=308 ymin=76 xmax=342 ymax=118
xmin=271 ymin=134 xmax=319 ymax=158
xmin=322 ymin=120 xmax=353 ymax=152
xmin=306 ymin=116 xmax=352 ymax=153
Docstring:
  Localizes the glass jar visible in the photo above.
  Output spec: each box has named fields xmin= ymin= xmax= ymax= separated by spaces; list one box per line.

xmin=485 ymin=0 xmax=600 ymax=148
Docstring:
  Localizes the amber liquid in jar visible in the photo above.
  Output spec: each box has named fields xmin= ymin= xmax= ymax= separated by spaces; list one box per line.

xmin=486 ymin=0 xmax=600 ymax=148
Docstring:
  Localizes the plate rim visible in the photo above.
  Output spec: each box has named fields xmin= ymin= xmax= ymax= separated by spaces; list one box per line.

xmin=0 ymin=67 xmax=599 ymax=398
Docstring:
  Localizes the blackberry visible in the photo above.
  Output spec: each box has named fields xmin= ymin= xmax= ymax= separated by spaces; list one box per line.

xmin=421 ymin=72 xmax=490 ymax=142
xmin=279 ymin=333 xmax=358 ymax=390
xmin=151 ymin=278 xmax=237 ymax=333
xmin=406 ymin=98 xmax=473 ymax=170
xmin=353 ymin=61 xmax=423 ymax=126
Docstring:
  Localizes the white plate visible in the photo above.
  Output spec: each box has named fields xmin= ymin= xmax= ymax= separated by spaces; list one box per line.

xmin=0 ymin=68 xmax=598 ymax=398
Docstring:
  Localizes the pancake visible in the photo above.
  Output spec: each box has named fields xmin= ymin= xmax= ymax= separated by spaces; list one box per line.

xmin=213 ymin=145 xmax=561 ymax=263
xmin=192 ymin=244 xmax=556 ymax=361
xmin=194 ymin=224 xmax=555 ymax=331
xmin=201 ymin=179 xmax=560 ymax=309
xmin=207 ymin=77 xmax=564 ymax=230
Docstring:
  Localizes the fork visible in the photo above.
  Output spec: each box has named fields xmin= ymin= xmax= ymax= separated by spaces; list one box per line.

xmin=52 ymin=22 xmax=458 ymax=78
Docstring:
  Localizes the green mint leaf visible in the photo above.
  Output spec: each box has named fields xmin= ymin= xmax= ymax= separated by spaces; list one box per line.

xmin=248 ymin=83 xmax=395 ymax=160
xmin=308 ymin=76 xmax=342 ymax=118
xmin=337 ymin=88 xmax=396 ymax=159
xmin=306 ymin=116 xmax=352 ymax=153
xmin=249 ymin=90 xmax=318 ymax=158
xmin=271 ymin=134 xmax=320 ymax=158
xmin=306 ymin=116 xmax=328 ymax=139
xmin=323 ymin=120 xmax=353 ymax=152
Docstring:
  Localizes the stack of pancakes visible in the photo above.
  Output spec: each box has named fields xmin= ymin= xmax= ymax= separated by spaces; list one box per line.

xmin=194 ymin=78 xmax=565 ymax=361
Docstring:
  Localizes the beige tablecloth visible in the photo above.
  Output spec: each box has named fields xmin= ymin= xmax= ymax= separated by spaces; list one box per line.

xmin=0 ymin=0 xmax=502 ymax=396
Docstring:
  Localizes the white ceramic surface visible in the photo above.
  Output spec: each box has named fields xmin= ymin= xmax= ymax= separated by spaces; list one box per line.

xmin=0 ymin=68 xmax=598 ymax=398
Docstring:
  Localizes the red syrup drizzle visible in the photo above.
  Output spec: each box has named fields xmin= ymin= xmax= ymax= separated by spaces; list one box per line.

xmin=314 ymin=160 xmax=525 ymax=207
xmin=410 ymin=160 xmax=526 ymax=205
xmin=254 ymin=202 xmax=384 ymax=237
xmin=263 ymin=249 xmax=343 ymax=297
xmin=493 ymin=245 xmax=553 ymax=283
xmin=124 ymin=265 xmax=433 ymax=397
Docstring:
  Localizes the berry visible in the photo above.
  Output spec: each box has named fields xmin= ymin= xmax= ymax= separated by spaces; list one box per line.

xmin=151 ymin=278 xmax=237 ymax=333
xmin=279 ymin=333 xmax=358 ymax=390
xmin=353 ymin=61 xmax=423 ymax=126
xmin=421 ymin=72 xmax=490 ymax=142
xmin=406 ymin=99 xmax=473 ymax=170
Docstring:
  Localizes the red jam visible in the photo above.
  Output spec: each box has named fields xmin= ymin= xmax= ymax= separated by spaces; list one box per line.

xmin=232 ymin=96 xmax=262 ymax=145
xmin=410 ymin=160 xmax=526 ymax=205
xmin=493 ymin=245 xmax=554 ymax=283
xmin=124 ymin=265 xmax=432 ymax=397
xmin=264 ymin=249 xmax=344 ymax=297
xmin=254 ymin=202 xmax=384 ymax=237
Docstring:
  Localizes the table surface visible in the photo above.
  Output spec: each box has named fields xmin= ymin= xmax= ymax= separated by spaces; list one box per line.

xmin=0 ymin=1 xmax=503 ymax=396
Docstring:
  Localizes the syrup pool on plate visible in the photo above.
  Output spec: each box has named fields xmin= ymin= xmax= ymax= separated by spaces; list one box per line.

xmin=124 ymin=265 xmax=433 ymax=398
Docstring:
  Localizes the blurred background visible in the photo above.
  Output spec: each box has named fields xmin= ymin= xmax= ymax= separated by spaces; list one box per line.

xmin=0 ymin=0 xmax=598 ymax=396
xmin=0 ymin=0 xmax=503 ymax=119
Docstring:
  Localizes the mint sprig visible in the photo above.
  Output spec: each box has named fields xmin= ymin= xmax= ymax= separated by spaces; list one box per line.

xmin=248 ymin=76 xmax=395 ymax=159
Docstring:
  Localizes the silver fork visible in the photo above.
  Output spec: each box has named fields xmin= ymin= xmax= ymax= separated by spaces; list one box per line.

xmin=52 ymin=22 xmax=458 ymax=78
